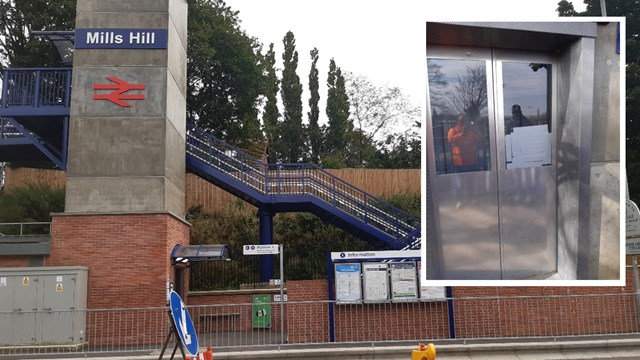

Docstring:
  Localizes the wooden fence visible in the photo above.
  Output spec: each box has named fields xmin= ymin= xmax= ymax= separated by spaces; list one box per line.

xmin=4 ymin=167 xmax=420 ymax=214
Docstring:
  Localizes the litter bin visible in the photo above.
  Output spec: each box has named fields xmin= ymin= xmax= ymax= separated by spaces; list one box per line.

xmin=252 ymin=295 xmax=271 ymax=328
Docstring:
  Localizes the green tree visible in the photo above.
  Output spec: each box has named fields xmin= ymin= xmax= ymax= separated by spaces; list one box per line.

xmin=307 ymin=47 xmax=322 ymax=164
xmin=345 ymin=72 xmax=420 ymax=167
xmin=187 ymin=0 xmax=265 ymax=145
xmin=556 ymin=0 xmax=578 ymax=16
xmin=262 ymin=43 xmax=280 ymax=163
xmin=324 ymin=58 xmax=351 ymax=167
xmin=0 ymin=0 xmax=75 ymax=68
xmin=280 ymin=31 xmax=305 ymax=163
xmin=558 ymin=0 xmax=640 ymax=203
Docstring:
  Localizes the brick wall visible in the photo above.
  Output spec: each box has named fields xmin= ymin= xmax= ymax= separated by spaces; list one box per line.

xmin=0 ymin=256 xmax=30 ymax=267
xmin=48 ymin=213 xmax=189 ymax=346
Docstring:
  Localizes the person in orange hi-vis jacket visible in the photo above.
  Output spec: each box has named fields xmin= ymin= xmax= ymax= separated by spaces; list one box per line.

xmin=447 ymin=114 xmax=484 ymax=173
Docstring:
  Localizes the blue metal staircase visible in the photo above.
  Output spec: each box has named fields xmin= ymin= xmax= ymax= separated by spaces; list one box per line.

xmin=186 ymin=125 xmax=420 ymax=249
xmin=0 ymin=68 xmax=71 ymax=169
xmin=0 ymin=67 xmax=421 ymax=250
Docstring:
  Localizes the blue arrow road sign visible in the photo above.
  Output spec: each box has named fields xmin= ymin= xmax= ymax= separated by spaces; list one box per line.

xmin=169 ymin=290 xmax=199 ymax=356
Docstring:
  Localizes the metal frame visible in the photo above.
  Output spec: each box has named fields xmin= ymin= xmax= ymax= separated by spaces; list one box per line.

xmin=426 ymin=45 xmax=559 ymax=280
xmin=492 ymin=49 xmax=558 ymax=279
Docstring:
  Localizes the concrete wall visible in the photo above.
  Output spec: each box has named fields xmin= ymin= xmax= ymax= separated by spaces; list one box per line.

xmin=66 ymin=0 xmax=187 ymax=217
xmin=589 ymin=22 xmax=621 ymax=280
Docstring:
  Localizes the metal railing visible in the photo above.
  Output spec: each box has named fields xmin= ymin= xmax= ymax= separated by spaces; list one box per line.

xmin=0 ymin=293 xmax=637 ymax=356
xmin=186 ymin=124 xmax=420 ymax=249
xmin=0 ymin=68 xmax=72 ymax=109
xmin=0 ymin=222 xmax=51 ymax=237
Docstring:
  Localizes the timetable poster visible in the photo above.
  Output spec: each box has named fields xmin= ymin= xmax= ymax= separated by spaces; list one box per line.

xmin=335 ymin=263 xmax=362 ymax=302
xmin=363 ymin=263 xmax=389 ymax=301
xmin=390 ymin=262 xmax=418 ymax=300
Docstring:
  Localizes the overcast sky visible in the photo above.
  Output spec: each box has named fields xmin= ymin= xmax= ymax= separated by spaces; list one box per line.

xmin=225 ymin=0 xmax=587 ymax=125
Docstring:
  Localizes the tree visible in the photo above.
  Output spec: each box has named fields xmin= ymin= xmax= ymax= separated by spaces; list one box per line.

xmin=307 ymin=47 xmax=322 ymax=164
xmin=556 ymin=0 xmax=578 ymax=16
xmin=262 ymin=43 xmax=280 ymax=163
xmin=187 ymin=0 xmax=265 ymax=145
xmin=324 ymin=58 xmax=351 ymax=167
xmin=0 ymin=0 xmax=75 ymax=68
xmin=447 ymin=65 xmax=488 ymax=120
xmin=280 ymin=31 xmax=305 ymax=163
xmin=345 ymin=72 xmax=420 ymax=166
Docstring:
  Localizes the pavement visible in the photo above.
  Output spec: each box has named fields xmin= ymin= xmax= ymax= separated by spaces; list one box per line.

xmin=9 ymin=338 xmax=640 ymax=360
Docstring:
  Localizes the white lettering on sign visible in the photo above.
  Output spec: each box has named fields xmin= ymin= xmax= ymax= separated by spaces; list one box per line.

xmin=86 ymin=32 xmax=124 ymax=45
xmin=243 ymin=244 xmax=280 ymax=255
xmin=626 ymin=200 xmax=640 ymax=255
xmin=129 ymin=32 xmax=156 ymax=45
xmin=179 ymin=303 xmax=191 ymax=345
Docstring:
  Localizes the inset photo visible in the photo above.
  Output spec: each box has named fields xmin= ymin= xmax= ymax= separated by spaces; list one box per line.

xmin=425 ymin=20 xmax=624 ymax=284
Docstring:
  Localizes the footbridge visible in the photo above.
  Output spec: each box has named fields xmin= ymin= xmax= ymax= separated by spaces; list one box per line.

xmin=0 ymin=67 xmax=420 ymax=258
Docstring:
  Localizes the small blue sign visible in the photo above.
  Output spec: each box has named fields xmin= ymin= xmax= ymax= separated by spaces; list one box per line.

xmin=169 ymin=290 xmax=199 ymax=356
xmin=75 ymin=28 xmax=168 ymax=49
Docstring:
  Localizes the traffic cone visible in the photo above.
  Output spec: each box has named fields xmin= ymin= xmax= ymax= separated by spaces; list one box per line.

xmin=203 ymin=345 xmax=213 ymax=360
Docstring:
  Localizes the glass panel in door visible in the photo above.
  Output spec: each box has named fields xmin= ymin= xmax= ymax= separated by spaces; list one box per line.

xmin=426 ymin=49 xmax=502 ymax=280
xmin=495 ymin=57 xmax=557 ymax=279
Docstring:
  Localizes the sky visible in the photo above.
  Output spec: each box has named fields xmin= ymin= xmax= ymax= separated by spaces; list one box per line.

xmin=225 ymin=0 xmax=588 ymax=126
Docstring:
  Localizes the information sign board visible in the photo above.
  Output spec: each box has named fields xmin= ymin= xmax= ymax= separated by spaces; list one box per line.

xmin=627 ymin=200 xmax=640 ymax=255
xmin=243 ymin=244 xmax=280 ymax=255
xmin=362 ymin=263 xmax=389 ymax=301
xmin=334 ymin=263 xmax=361 ymax=302
xmin=169 ymin=290 xmax=198 ymax=356
xmin=390 ymin=262 xmax=418 ymax=300
xmin=75 ymin=28 xmax=168 ymax=49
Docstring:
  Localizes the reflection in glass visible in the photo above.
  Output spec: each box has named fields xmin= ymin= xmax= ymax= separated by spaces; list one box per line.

xmin=428 ymin=58 xmax=490 ymax=175
xmin=503 ymin=62 xmax=551 ymax=134
xmin=502 ymin=62 xmax=552 ymax=169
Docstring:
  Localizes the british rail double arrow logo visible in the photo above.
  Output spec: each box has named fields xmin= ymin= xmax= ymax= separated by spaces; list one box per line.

xmin=92 ymin=76 xmax=145 ymax=107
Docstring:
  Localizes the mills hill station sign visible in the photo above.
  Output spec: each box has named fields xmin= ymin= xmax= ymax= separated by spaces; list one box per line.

xmin=76 ymin=28 xmax=167 ymax=49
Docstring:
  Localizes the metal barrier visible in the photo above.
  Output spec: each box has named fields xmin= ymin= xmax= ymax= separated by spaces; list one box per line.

xmin=0 ymin=293 xmax=638 ymax=357
xmin=0 ymin=222 xmax=51 ymax=236
xmin=0 ymin=68 xmax=72 ymax=109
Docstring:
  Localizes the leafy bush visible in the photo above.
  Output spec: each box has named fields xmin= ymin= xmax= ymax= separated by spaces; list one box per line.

xmin=187 ymin=192 xmax=420 ymax=290
xmin=0 ymin=182 xmax=65 ymax=223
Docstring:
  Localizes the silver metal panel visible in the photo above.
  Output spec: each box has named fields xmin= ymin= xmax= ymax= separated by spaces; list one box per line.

xmin=447 ymin=22 xmax=597 ymax=38
xmin=556 ymin=37 xmax=594 ymax=279
xmin=493 ymin=50 xmax=558 ymax=279
xmin=427 ymin=22 xmax=594 ymax=53
xmin=427 ymin=46 xmax=502 ymax=280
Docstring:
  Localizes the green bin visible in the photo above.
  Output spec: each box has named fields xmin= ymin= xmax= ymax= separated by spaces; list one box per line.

xmin=252 ymin=295 xmax=271 ymax=328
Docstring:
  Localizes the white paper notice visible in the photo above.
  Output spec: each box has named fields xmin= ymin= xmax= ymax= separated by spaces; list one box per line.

xmin=363 ymin=263 xmax=388 ymax=301
xmin=505 ymin=125 xmax=551 ymax=169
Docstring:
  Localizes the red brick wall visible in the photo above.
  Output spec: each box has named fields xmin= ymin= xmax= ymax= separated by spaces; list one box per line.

xmin=49 ymin=213 xmax=190 ymax=346
xmin=0 ymin=256 xmax=30 ymax=267
xmin=49 ymin=213 xmax=189 ymax=308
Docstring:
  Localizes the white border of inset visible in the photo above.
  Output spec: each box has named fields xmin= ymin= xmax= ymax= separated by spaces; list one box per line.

xmin=422 ymin=16 xmax=626 ymax=287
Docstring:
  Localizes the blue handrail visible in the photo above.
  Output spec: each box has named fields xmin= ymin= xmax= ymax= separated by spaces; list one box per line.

xmin=1 ymin=68 xmax=72 ymax=109
xmin=186 ymin=123 xmax=420 ymax=247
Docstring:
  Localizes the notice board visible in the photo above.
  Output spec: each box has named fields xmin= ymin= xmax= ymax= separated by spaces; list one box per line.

xmin=390 ymin=262 xmax=417 ymax=300
xmin=362 ymin=263 xmax=389 ymax=301
xmin=334 ymin=263 xmax=361 ymax=302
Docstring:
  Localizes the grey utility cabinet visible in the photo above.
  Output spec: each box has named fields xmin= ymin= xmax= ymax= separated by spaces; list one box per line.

xmin=0 ymin=267 xmax=88 ymax=346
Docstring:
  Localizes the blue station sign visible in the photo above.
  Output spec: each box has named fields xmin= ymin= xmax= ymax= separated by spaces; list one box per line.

xmin=75 ymin=28 xmax=168 ymax=49
xmin=169 ymin=290 xmax=199 ymax=356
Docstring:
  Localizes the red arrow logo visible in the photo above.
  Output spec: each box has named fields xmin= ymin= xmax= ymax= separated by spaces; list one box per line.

xmin=92 ymin=76 xmax=145 ymax=107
